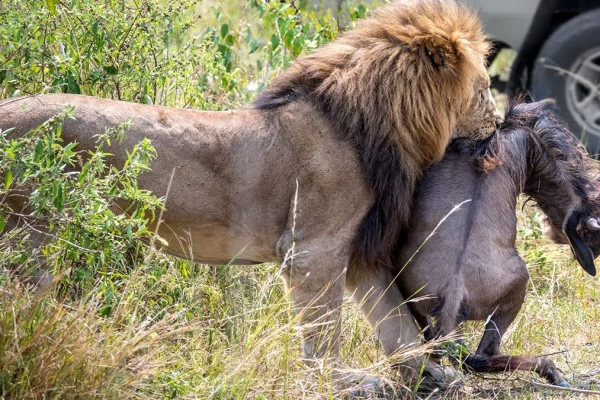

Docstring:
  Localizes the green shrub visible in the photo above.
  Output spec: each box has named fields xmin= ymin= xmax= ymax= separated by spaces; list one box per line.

xmin=0 ymin=0 xmax=360 ymax=109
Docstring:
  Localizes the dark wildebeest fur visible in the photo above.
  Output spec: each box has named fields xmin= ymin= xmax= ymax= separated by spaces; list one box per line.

xmin=395 ymin=101 xmax=600 ymax=386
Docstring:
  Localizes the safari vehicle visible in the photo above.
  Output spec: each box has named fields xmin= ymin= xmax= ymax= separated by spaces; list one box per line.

xmin=463 ymin=0 xmax=600 ymax=154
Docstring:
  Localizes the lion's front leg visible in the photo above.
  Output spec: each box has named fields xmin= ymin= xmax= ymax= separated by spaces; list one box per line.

xmin=346 ymin=268 xmax=461 ymax=392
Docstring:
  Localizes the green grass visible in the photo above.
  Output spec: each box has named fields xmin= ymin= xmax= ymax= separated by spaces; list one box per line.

xmin=2 ymin=212 xmax=599 ymax=399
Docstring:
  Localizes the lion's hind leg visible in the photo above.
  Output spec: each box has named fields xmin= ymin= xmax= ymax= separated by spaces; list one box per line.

xmin=346 ymin=267 xmax=462 ymax=393
xmin=278 ymin=237 xmax=398 ymax=398
xmin=277 ymin=221 xmax=401 ymax=397
xmin=277 ymin=229 xmax=348 ymax=362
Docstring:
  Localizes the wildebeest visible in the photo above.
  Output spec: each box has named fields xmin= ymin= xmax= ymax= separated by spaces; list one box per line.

xmin=395 ymin=101 xmax=600 ymax=386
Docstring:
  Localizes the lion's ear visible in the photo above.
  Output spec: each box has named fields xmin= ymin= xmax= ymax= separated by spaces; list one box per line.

xmin=419 ymin=34 xmax=459 ymax=68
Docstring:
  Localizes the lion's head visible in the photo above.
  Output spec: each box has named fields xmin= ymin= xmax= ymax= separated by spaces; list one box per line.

xmin=455 ymin=76 xmax=504 ymax=140
xmin=255 ymin=0 xmax=500 ymax=265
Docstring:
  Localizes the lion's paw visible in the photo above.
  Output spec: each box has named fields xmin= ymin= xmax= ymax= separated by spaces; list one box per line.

xmin=393 ymin=362 xmax=462 ymax=395
xmin=415 ymin=365 xmax=462 ymax=394
xmin=336 ymin=372 xmax=396 ymax=399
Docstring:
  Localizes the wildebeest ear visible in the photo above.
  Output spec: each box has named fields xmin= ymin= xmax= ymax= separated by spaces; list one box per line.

xmin=419 ymin=34 xmax=459 ymax=68
xmin=564 ymin=211 xmax=597 ymax=276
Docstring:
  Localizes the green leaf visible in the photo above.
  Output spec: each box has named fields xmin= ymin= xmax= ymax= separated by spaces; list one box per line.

xmin=67 ymin=74 xmax=81 ymax=94
xmin=249 ymin=39 xmax=260 ymax=54
xmin=270 ymin=34 xmax=280 ymax=49
xmin=141 ymin=94 xmax=153 ymax=105
xmin=99 ymin=305 xmax=112 ymax=317
xmin=220 ymin=23 xmax=229 ymax=38
xmin=103 ymin=64 xmax=118 ymax=75
xmin=46 ymin=0 xmax=56 ymax=16
xmin=79 ymin=162 xmax=91 ymax=185
xmin=4 ymin=169 xmax=13 ymax=191
xmin=34 ymin=139 xmax=44 ymax=162
xmin=64 ymin=142 xmax=77 ymax=152
xmin=0 ymin=214 xmax=5 ymax=232
xmin=1 ymin=127 xmax=15 ymax=136
xmin=278 ymin=17 xmax=290 ymax=35
xmin=292 ymin=37 xmax=304 ymax=56
xmin=356 ymin=4 xmax=367 ymax=18
xmin=53 ymin=181 xmax=64 ymax=211
xmin=283 ymin=29 xmax=294 ymax=48
xmin=108 ymin=182 xmax=118 ymax=195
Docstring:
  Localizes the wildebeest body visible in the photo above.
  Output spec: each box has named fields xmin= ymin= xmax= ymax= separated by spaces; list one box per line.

xmin=395 ymin=102 xmax=600 ymax=385
xmin=398 ymin=138 xmax=526 ymax=336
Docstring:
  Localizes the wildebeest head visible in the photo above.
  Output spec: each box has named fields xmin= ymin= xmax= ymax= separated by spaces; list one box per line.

xmin=543 ymin=178 xmax=600 ymax=277
xmin=563 ymin=210 xmax=600 ymax=277
xmin=490 ymin=100 xmax=600 ymax=277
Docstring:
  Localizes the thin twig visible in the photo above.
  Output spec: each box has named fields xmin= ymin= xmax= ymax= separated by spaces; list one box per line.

xmin=143 ymin=167 xmax=176 ymax=265
xmin=519 ymin=378 xmax=600 ymax=395
xmin=538 ymin=349 xmax=568 ymax=358
xmin=6 ymin=211 xmax=54 ymax=222
xmin=0 ymin=27 xmax=41 ymax=67
xmin=0 ymin=94 xmax=44 ymax=108
xmin=22 ymin=219 xmax=98 ymax=253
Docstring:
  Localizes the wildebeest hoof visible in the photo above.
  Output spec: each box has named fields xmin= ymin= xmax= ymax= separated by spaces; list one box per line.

xmin=416 ymin=365 xmax=462 ymax=393
xmin=544 ymin=365 xmax=569 ymax=387
xmin=337 ymin=372 xmax=395 ymax=399
xmin=547 ymin=368 xmax=570 ymax=387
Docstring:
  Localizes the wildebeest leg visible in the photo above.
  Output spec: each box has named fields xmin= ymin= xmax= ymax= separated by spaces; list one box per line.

xmin=418 ymin=317 xmax=436 ymax=343
xmin=476 ymin=277 xmax=528 ymax=357
xmin=406 ymin=302 xmax=436 ymax=342
xmin=463 ymin=354 xmax=568 ymax=386
xmin=475 ymin=306 xmax=521 ymax=358
xmin=346 ymin=268 xmax=461 ymax=391
xmin=468 ymin=302 xmax=568 ymax=386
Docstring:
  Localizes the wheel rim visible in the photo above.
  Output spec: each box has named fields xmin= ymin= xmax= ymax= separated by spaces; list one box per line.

xmin=565 ymin=47 xmax=600 ymax=138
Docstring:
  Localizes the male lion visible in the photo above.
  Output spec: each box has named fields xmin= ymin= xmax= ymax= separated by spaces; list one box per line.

xmin=0 ymin=0 xmax=501 ymax=394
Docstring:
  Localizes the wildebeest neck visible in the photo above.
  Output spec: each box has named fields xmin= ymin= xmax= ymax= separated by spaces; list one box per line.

xmin=471 ymin=101 xmax=600 ymax=236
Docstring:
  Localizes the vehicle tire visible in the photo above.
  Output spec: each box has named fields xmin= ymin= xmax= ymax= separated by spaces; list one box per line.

xmin=531 ymin=9 xmax=600 ymax=156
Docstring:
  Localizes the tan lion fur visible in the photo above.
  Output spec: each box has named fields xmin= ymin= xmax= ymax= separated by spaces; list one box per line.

xmin=256 ymin=0 xmax=500 ymax=267
xmin=1 ymin=0 xmax=501 ymax=391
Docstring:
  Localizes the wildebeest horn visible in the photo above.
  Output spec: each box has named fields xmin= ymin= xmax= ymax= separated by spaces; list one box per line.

xmin=565 ymin=212 xmax=597 ymax=276
xmin=585 ymin=218 xmax=600 ymax=230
